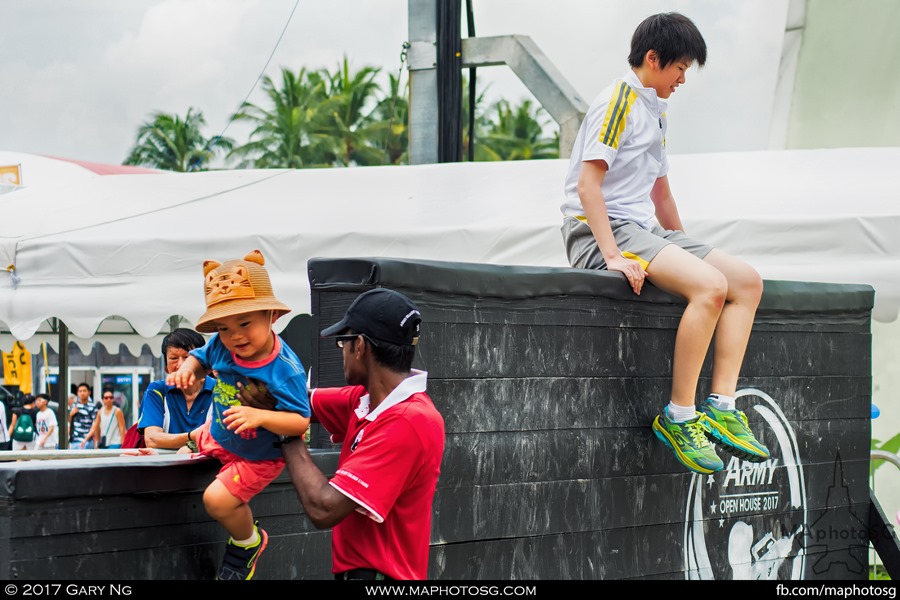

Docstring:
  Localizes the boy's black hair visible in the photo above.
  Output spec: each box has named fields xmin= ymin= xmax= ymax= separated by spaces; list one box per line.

xmin=628 ymin=12 xmax=707 ymax=69
xmin=76 ymin=382 xmax=90 ymax=392
xmin=35 ymin=393 xmax=51 ymax=402
xmin=161 ymin=328 xmax=206 ymax=356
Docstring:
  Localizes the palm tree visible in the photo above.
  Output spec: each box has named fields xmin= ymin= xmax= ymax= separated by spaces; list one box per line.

xmin=370 ymin=72 xmax=409 ymax=165
xmin=228 ymin=67 xmax=334 ymax=168
xmin=124 ymin=108 xmax=231 ymax=172
xmin=478 ymin=98 xmax=559 ymax=161
xmin=320 ymin=56 xmax=385 ymax=166
xmin=460 ymin=75 xmax=494 ymax=161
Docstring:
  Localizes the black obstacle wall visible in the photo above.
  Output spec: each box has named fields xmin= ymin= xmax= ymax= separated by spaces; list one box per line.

xmin=0 ymin=257 xmax=877 ymax=581
xmin=0 ymin=452 xmax=339 ymax=580
xmin=308 ymin=257 xmax=875 ymax=581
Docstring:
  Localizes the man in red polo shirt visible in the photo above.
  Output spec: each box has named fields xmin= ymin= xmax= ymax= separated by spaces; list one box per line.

xmin=244 ymin=287 xmax=445 ymax=581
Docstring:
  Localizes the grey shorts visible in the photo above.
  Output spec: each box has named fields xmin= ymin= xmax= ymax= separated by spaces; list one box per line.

xmin=560 ymin=216 xmax=712 ymax=270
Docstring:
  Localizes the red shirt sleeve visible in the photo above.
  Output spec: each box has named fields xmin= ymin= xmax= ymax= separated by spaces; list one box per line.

xmin=310 ymin=385 xmax=365 ymax=444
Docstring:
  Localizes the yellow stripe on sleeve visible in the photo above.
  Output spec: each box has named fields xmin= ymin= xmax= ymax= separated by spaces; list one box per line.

xmin=599 ymin=82 xmax=637 ymax=149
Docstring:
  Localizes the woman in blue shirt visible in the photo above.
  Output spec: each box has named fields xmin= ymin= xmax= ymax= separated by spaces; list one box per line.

xmin=138 ymin=328 xmax=214 ymax=450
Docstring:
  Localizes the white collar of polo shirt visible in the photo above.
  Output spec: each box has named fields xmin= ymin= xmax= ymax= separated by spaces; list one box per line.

xmin=354 ymin=369 xmax=428 ymax=421
xmin=624 ymin=69 xmax=668 ymax=117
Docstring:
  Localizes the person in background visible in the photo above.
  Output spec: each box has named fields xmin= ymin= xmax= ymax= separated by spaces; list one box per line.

xmin=139 ymin=328 xmax=215 ymax=450
xmin=0 ymin=393 xmax=9 ymax=450
xmin=84 ymin=387 xmax=126 ymax=449
xmin=239 ymin=288 xmax=445 ymax=581
xmin=9 ymin=394 xmax=39 ymax=451
xmin=66 ymin=391 xmax=76 ymax=445
xmin=34 ymin=393 xmax=59 ymax=450
xmin=70 ymin=382 xmax=99 ymax=449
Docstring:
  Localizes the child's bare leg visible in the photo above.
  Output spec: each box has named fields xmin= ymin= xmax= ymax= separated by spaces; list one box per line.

xmin=702 ymin=249 xmax=764 ymax=396
xmin=203 ymin=479 xmax=255 ymax=540
xmin=646 ymin=244 xmax=727 ymax=408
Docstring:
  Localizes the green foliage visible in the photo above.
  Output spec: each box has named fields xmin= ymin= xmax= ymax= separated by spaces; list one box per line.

xmin=370 ymin=72 xmax=409 ymax=165
xmin=322 ymin=56 xmax=385 ymax=167
xmin=477 ymin=98 xmax=559 ymax=161
xmin=125 ymin=59 xmax=562 ymax=169
xmin=124 ymin=108 xmax=233 ymax=172
xmin=460 ymin=74 xmax=493 ymax=161
xmin=228 ymin=67 xmax=332 ymax=168
xmin=871 ymin=433 xmax=900 ymax=476
xmin=228 ymin=59 xmax=390 ymax=168
xmin=870 ymin=566 xmax=891 ymax=579
xmin=459 ymin=76 xmax=559 ymax=162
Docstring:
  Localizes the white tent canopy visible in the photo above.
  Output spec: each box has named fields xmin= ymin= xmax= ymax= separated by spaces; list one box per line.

xmin=1 ymin=147 xmax=898 ymax=357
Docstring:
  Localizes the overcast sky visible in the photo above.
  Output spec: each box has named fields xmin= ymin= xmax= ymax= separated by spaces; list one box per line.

xmin=1 ymin=0 xmax=789 ymax=166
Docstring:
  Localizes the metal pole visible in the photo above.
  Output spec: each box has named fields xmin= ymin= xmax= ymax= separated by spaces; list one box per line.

xmin=407 ymin=0 xmax=439 ymax=164
xmin=57 ymin=319 xmax=69 ymax=449
xmin=436 ymin=0 xmax=462 ymax=163
xmin=460 ymin=35 xmax=588 ymax=158
xmin=872 ymin=450 xmax=900 ymax=471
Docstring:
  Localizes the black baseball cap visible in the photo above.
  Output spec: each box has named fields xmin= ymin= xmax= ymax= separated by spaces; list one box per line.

xmin=320 ymin=288 xmax=422 ymax=346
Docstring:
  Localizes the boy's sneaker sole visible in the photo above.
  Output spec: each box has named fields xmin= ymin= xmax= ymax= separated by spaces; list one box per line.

xmin=217 ymin=523 xmax=268 ymax=580
xmin=652 ymin=413 xmax=723 ymax=475
xmin=701 ymin=400 xmax=770 ymax=463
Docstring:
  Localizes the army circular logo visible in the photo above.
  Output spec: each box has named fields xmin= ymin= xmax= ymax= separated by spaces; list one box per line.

xmin=684 ymin=388 xmax=807 ymax=579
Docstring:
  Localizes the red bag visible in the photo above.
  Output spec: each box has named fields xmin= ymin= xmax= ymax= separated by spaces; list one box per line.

xmin=121 ymin=423 xmax=145 ymax=449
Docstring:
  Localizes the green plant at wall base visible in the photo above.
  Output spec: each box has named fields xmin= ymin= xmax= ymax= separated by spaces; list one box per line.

xmin=872 ymin=433 xmax=900 ymax=476
xmin=870 ymin=434 xmax=898 ymax=582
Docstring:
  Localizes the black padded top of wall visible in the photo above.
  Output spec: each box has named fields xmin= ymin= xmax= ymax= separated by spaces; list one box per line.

xmin=307 ymin=256 xmax=875 ymax=315
xmin=0 ymin=451 xmax=340 ymax=501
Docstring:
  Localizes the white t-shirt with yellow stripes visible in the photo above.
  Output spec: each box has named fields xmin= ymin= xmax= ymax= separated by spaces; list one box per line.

xmin=562 ymin=69 xmax=669 ymax=230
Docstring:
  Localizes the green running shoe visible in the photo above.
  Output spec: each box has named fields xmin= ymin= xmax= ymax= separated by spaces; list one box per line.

xmin=217 ymin=521 xmax=268 ymax=580
xmin=652 ymin=408 xmax=724 ymax=474
xmin=700 ymin=398 xmax=770 ymax=463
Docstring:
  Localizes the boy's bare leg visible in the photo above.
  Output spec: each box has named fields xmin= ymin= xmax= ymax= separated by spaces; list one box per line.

xmin=203 ymin=479 xmax=255 ymax=540
xmin=652 ymin=248 xmax=770 ymax=464
xmin=646 ymin=244 xmax=727 ymax=408
xmin=701 ymin=249 xmax=764 ymax=396
xmin=205 ymin=478 xmax=268 ymax=580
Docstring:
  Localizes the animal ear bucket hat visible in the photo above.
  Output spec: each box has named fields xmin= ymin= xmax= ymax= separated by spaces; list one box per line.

xmin=194 ymin=249 xmax=291 ymax=334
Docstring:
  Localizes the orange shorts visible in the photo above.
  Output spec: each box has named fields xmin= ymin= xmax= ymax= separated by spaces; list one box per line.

xmin=194 ymin=421 xmax=285 ymax=503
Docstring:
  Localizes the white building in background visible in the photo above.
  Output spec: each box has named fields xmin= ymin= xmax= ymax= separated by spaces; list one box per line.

xmin=769 ymin=0 xmax=900 ymax=567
